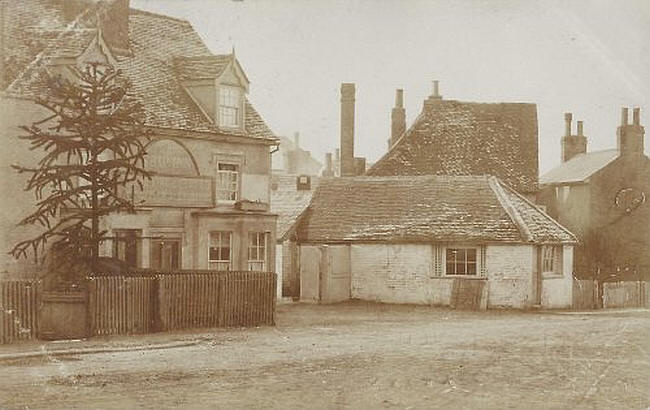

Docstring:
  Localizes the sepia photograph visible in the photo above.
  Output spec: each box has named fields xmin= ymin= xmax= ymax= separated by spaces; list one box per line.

xmin=0 ymin=0 xmax=648 ymax=408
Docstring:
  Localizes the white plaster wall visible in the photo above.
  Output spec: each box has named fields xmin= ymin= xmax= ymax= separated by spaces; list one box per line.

xmin=541 ymin=245 xmax=574 ymax=309
xmin=484 ymin=244 xmax=534 ymax=308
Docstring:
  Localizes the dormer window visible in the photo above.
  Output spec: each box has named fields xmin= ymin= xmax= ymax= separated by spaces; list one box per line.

xmin=219 ymin=85 xmax=241 ymax=128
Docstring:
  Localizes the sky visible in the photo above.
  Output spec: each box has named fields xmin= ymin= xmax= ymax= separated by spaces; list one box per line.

xmin=133 ymin=0 xmax=650 ymax=173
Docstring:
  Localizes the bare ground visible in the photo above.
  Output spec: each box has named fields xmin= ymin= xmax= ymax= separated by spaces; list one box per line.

xmin=1 ymin=302 xmax=648 ymax=409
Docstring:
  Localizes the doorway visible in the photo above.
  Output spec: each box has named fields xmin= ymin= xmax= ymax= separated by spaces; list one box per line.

xmin=151 ymin=239 xmax=181 ymax=271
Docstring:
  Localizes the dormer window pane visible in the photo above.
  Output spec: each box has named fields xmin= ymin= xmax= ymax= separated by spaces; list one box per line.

xmin=219 ymin=86 xmax=240 ymax=127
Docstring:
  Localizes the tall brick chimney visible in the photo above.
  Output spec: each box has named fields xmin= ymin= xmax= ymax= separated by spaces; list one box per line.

xmin=617 ymin=107 xmax=645 ymax=156
xmin=561 ymin=112 xmax=587 ymax=162
xmin=60 ymin=0 xmax=130 ymax=53
xmin=390 ymin=89 xmax=406 ymax=148
xmin=340 ymin=83 xmax=356 ymax=177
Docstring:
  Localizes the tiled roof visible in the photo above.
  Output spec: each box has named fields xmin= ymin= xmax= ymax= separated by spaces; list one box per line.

xmin=296 ymin=175 xmax=575 ymax=244
xmin=173 ymin=55 xmax=231 ymax=81
xmin=271 ymin=174 xmax=320 ymax=240
xmin=2 ymin=2 xmax=277 ymax=142
xmin=540 ymin=149 xmax=619 ymax=185
xmin=366 ymin=99 xmax=539 ymax=193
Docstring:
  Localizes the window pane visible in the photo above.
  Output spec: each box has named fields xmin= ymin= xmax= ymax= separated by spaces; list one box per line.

xmin=467 ymin=262 xmax=477 ymax=275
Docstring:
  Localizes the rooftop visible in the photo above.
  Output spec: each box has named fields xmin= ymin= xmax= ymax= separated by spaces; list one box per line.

xmin=2 ymin=1 xmax=277 ymax=142
xmin=270 ymin=174 xmax=320 ymax=240
xmin=297 ymin=175 xmax=576 ymax=244
xmin=367 ymin=99 xmax=539 ymax=194
xmin=540 ymin=149 xmax=619 ymax=185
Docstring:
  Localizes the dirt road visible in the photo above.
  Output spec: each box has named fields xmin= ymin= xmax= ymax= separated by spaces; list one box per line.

xmin=1 ymin=303 xmax=648 ymax=409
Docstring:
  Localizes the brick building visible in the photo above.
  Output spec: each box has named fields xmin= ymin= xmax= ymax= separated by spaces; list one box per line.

xmin=295 ymin=175 xmax=577 ymax=309
xmin=0 ymin=0 xmax=278 ymax=276
xmin=538 ymin=109 xmax=650 ymax=280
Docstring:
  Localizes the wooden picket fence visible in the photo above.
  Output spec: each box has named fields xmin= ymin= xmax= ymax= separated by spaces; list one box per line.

xmin=88 ymin=271 xmax=276 ymax=336
xmin=87 ymin=276 xmax=156 ymax=336
xmin=0 ymin=280 xmax=40 ymax=344
xmin=603 ymin=281 xmax=648 ymax=309
xmin=573 ymin=279 xmax=599 ymax=310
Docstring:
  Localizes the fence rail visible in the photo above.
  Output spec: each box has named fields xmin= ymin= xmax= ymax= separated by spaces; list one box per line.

xmin=0 ymin=280 xmax=40 ymax=344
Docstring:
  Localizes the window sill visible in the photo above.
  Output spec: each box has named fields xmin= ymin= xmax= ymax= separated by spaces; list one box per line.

xmin=542 ymin=272 xmax=565 ymax=279
xmin=443 ymin=275 xmax=485 ymax=279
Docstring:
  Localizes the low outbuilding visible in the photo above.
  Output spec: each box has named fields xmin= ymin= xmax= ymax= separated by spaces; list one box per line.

xmin=295 ymin=175 xmax=578 ymax=309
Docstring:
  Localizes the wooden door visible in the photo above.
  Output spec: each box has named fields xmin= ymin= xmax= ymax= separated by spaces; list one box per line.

xmin=151 ymin=239 xmax=181 ymax=271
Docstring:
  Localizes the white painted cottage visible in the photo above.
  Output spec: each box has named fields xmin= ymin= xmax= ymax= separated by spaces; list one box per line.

xmin=295 ymin=175 xmax=578 ymax=309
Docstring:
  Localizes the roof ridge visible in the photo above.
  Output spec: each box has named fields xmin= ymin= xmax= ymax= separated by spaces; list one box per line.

xmin=497 ymin=179 xmax=578 ymax=242
xmin=130 ymin=8 xmax=192 ymax=24
xmin=487 ymin=176 xmax=533 ymax=242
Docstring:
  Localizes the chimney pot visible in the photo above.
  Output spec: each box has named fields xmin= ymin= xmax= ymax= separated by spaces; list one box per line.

xmin=564 ymin=112 xmax=573 ymax=136
xmin=395 ymin=89 xmax=404 ymax=108
xmin=621 ymin=107 xmax=629 ymax=126
xmin=432 ymin=80 xmax=440 ymax=97
xmin=633 ymin=107 xmax=640 ymax=126
xmin=577 ymin=121 xmax=584 ymax=136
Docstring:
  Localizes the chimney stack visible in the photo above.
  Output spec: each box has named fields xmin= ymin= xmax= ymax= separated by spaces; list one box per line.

xmin=340 ymin=83 xmax=356 ymax=177
xmin=293 ymin=132 xmax=300 ymax=150
xmin=322 ymin=153 xmax=334 ymax=177
xmin=390 ymin=89 xmax=406 ymax=148
xmin=432 ymin=80 xmax=440 ymax=98
xmin=617 ymin=107 xmax=645 ymax=156
xmin=561 ymin=113 xmax=587 ymax=162
xmin=564 ymin=112 xmax=572 ymax=136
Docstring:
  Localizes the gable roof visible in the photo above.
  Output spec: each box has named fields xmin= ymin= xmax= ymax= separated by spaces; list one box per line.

xmin=173 ymin=55 xmax=231 ymax=81
xmin=270 ymin=174 xmax=320 ymax=240
xmin=366 ymin=99 xmax=539 ymax=193
xmin=2 ymin=2 xmax=277 ymax=142
xmin=540 ymin=149 xmax=619 ymax=185
xmin=296 ymin=175 xmax=575 ymax=244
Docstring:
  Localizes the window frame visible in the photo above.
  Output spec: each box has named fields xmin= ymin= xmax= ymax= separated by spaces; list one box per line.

xmin=216 ymin=162 xmax=240 ymax=202
xmin=247 ymin=232 xmax=268 ymax=272
xmin=208 ymin=231 xmax=232 ymax=271
xmin=218 ymin=85 xmax=241 ymax=128
xmin=541 ymin=245 xmax=563 ymax=276
xmin=443 ymin=246 xmax=479 ymax=276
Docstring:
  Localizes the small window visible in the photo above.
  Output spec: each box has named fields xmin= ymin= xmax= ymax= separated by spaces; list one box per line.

xmin=445 ymin=248 xmax=477 ymax=275
xmin=209 ymin=231 xmax=231 ymax=271
xmin=216 ymin=163 xmax=239 ymax=201
xmin=542 ymin=245 xmax=563 ymax=274
xmin=219 ymin=86 xmax=241 ymax=127
xmin=248 ymin=232 xmax=268 ymax=271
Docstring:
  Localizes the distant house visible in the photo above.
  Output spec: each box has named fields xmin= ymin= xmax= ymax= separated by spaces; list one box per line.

xmin=367 ymin=82 xmax=539 ymax=197
xmin=271 ymin=174 xmax=319 ymax=298
xmin=0 ymin=0 xmax=278 ymax=276
xmin=272 ymin=132 xmax=322 ymax=176
xmin=295 ymin=175 xmax=577 ymax=309
xmin=538 ymin=110 xmax=650 ymax=280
